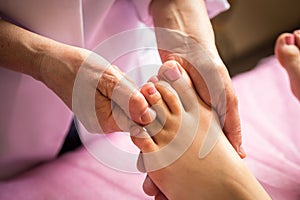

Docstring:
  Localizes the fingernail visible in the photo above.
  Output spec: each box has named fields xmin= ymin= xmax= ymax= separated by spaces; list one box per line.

xmin=147 ymin=85 xmax=156 ymax=95
xmin=285 ymin=35 xmax=295 ymax=45
xmin=141 ymin=108 xmax=156 ymax=123
xmin=163 ymin=67 xmax=181 ymax=81
xmin=239 ymin=146 xmax=246 ymax=158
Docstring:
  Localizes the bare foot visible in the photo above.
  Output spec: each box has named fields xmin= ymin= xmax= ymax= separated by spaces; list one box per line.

xmin=275 ymin=30 xmax=300 ymax=100
xmin=130 ymin=61 xmax=270 ymax=199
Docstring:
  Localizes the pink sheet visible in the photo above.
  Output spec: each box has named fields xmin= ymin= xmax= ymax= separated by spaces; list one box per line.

xmin=0 ymin=148 xmax=150 ymax=200
xmin=0 ymin=56 xmax=299 ymax=199
xmin=234 ymin=56 xmax=300 ymax=199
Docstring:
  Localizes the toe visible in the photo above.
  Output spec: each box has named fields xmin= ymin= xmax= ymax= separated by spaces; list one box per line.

xmin=158 ymin=60 xmax=193 ymax=87
xmin=140 ymin=82 xmax=162 ymax=106
xmin=154 ymin=82 xmax=181 ymax=115
xmin=140 ymin=82 xmax=167 ymax=128
xmin=294 ymin=30 xmax=300 ymax=48
xmin=275 ymin=33 xmax=300 ymax=70
xmin=148 ymin=75 xmax=159 ymax=84
xmin=275 ymin=32 xmax=300 ymax=100
xmin=141 ymin=82 xmax=182 ymax=146
xmin=130 ymin=125 xmax=156 ymax=153
xmin=157 ymin=60 xmax=200 ymax=112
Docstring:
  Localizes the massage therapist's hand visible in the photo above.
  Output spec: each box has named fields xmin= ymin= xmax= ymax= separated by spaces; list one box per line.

xmin=150 ymin=0 xmax=244 ymax=158
xmin=0 ymin=19 xmax=154 ymax=133
xmin=143 ymin=1 xmax=244 ymax=198
xmin=39 ymin=45 xmax=156 ymax=133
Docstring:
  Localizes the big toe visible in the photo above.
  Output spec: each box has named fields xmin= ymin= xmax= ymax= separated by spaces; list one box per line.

xmin=157 ymin=60 xmax=201 ymax=111
xmin=275 ymin=31 xmax=300 ymax=100
xmin=275 ymin=32 xmax=300 ymax=69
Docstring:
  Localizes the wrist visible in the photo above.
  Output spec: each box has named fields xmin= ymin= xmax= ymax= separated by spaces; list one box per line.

xmin=151 ymin=0 xmax=223 ymax=68
xmin=37 ymin=40 xmax=89 ymax=107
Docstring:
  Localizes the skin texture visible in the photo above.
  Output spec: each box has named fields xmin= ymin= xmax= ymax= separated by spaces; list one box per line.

xmin=131 ymin=61 xmax=271 ymax=200
xmin=140 ymin=29 xmax=300 ymax=200
xmin=146 ymin=0 xmax=245 ymax=197
xmin=0 ymin=19 xmax=153 ymax=133
xmin=275 ymin=30 xmax=300 ymax=100
xmin=150 ymin=0 xmax=245 ymax=159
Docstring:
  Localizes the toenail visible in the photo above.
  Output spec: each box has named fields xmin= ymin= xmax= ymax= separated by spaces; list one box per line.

xmin=147 ymin=86 xmax=156 ymax=95
xmin=285 ymin=35 xmax=295 ymax=45
xmin=163 ymin=67 xmax=181 ymax=81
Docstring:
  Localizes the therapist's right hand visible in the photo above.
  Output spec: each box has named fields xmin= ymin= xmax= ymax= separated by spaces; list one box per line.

xmin=38 ymin=44 xmax=154 ymax=133
xmin=1 ymin=18 xmax=153 ymax=134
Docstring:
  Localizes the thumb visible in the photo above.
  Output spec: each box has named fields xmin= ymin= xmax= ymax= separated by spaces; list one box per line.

xmin=221 ymin=95 xmax=246 ymax=158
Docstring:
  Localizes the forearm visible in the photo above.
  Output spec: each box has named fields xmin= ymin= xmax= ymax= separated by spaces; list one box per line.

xmin=0 ymin=19 xmax=89 ymax=107
xmin=0 ymin=19 xmax=44 ymax=79
xmin=150 ymin=0 xmax=220 ymax=61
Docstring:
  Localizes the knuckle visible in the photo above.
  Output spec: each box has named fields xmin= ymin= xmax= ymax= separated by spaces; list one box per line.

xmin=98 ymin=66 xmax=122 ymax=98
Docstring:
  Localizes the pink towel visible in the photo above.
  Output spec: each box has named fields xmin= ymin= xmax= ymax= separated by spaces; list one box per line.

xmin=233 ymin=56 xmax=300 ymax=200
xmin=1 ymin=56 xmax=299 ymax=199
xmin=0 ymin=147 xmax=151 ymax=200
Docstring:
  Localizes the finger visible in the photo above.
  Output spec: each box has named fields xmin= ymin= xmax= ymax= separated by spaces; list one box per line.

xmin=98 ymin=65 xmax=156 ymax=127
xmin=187 ymin=60 xmax=245 ymax=158
xmin=143 ymin=175 xmax=169 ymax=200
xmin=212 ymin=67 xmax=245 ymax=158
xmin=142 ymin=175 xmax=160 ymax=196
xmin=94 ymin=92 xmax=122 ymax=133
xmin=222 ymin=89 xmax=246 ymax=158
xmin=155 ymin=192 xmax=168 ymax=200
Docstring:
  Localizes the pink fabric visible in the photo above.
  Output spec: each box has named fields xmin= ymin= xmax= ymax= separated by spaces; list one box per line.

xmin=0 ymin=0 xmax=84 ymax=179
xmin=1 ymin=55 xmax=299 ymax=199
xmin=0 ymin=147 xmax=151 ymax=200
xmin=0 ymin=0 xmax=84 ymax=46
xmin=2 ymin=0 xmax=298 ymax=198
xmin=0 ymin=0 xmax=230 ymax=179
xmin=0 ymin=69 xmax=72 ymax=179
xmin=233 ymin=56 xmax=300 ymax=200
xmin=0 ymin=0 xmax=234 ymax=198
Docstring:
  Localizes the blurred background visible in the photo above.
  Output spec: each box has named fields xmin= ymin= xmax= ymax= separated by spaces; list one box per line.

xmin=211 ymin=0 xmax=300 ymax=76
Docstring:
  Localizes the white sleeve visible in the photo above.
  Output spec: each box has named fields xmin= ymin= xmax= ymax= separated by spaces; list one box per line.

xmin=131 ymin=0 xmax=230 ymax=25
